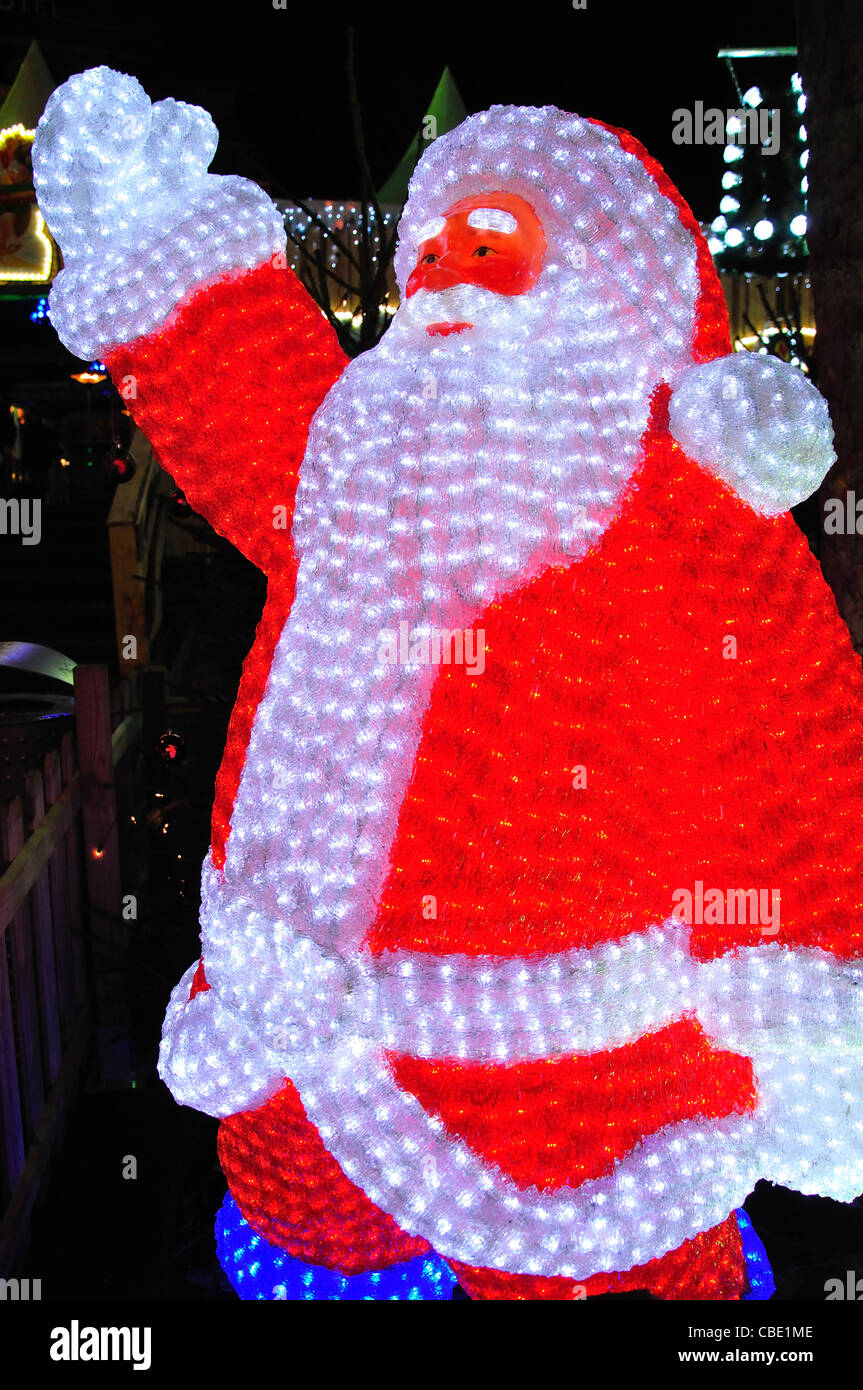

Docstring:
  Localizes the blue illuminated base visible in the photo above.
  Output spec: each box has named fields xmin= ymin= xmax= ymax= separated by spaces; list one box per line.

xmin=215 ymin=1192 xmax=774 ymax=1301
xmin=215 ymin=1192 xmax=458 ymax=1300
xmin=736 ymin=1207 xmax=775 ymax=1300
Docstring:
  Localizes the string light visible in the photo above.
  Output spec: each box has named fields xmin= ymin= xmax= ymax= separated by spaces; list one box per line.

xmin=215 ymin=1191 xmax=456 ymax=1300
xmin=737 ymin=1208 xmax=775 ymax=1300
xmin=0 ymin=124 xmax=54 ymax=283
xmin=32 ymin=67 xmax=286 ymax=357
xmin=34 ymin=74 xmax=858 ymax=1302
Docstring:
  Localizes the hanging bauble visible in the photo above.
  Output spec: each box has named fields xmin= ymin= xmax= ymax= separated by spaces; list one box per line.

xmin=158 ymin=731 xmax=186 ymax=767
xmin=105 ymin=444 xmax=136 ymax=482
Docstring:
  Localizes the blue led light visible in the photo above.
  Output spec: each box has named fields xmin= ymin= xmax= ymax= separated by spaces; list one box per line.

xmin=215 ymin=1192 xmax=770 ymax=1301
xmin=215 ymin=1192 xmax=458 ymax=1301
xmin=736 ymin=1208 xmax=775 ymax=1300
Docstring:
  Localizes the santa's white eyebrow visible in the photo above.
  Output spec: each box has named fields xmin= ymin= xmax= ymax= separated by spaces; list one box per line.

xmin=416 ymin=217 xmax=445 ymax=245
xmin=466 ymin=207 xmax=518 ymax=234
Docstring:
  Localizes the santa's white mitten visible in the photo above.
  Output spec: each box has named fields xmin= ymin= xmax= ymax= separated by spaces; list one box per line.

xmin=668 ymin=352 xmax=836 ymax=515
xmin=691 ymin=946 xmax=863 ymax=1204
xmin=158 ymin=962 xmax=288 ymax=1118
xmin=32 ymin=65 xmax=285 ymax=359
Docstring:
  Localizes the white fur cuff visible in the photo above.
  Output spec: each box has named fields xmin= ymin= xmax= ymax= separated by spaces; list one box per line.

xmin=669 ymin=353 xmax=836 ymax=515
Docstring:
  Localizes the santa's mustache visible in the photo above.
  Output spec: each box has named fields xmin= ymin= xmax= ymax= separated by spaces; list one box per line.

xmin=393 ymin=282 xmax=538 ymax=338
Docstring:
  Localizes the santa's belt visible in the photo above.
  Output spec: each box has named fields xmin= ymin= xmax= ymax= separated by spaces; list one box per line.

xmin=195 ymin=902 xmax=863 ymax=1076
xmin=159 ymin=853 xmax=863 ymax=1125
xmin=368 ymin=923 xmax=863 ymax=1061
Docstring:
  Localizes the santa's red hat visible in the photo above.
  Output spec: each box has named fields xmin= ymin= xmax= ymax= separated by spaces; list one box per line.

xmin=395 ymin=106 xmax=832 ymax=515
xmin=395 ymin=106 xmax=730 ymax=367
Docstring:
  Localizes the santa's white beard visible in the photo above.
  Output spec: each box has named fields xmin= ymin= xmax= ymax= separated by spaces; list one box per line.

xmin=203 ymin=279 xmax=687 ymax=1013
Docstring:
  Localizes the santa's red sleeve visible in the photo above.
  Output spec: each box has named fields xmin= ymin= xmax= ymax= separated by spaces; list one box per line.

xmin=104 ymin=259 xmax=347 ymax=582
xmin=32 ymin=69 xmax=352 ymax=987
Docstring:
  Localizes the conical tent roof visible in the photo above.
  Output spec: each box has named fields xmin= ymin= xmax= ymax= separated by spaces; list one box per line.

xmin=377 ymin=67 xmax=467 ymax=207
xmin=0 ymin=39 xmax=56 ymax=131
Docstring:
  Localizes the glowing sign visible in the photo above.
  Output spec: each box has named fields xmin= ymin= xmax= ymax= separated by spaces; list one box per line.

xmin=0 ymin=124 xmax=54 ymax=283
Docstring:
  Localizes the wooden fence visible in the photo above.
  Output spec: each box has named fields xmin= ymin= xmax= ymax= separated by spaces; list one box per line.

xmin=0 ymin=663 xmax=148 ymax=1277
xmin=107 ymin=429 xmax=173 ymax=669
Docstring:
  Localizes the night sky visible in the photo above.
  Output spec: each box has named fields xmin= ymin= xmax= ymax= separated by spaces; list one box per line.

xmin=2 ymin=0 xmax=797 ymax=220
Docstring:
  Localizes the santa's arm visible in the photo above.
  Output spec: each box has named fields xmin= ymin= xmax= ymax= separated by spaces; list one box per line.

xmin=102 ymin=259 xmax=346 ymax=578
xmin=33 ymin=66 xmax=347 ymax=577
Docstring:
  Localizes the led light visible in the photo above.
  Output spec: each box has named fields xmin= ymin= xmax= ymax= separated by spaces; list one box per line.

xmin=70 ymin=369 xmax=107 ymax=383
xmin=669 ymin=349 xmax=835 ymax=513
xmin=35 ymin=73 xmax=854 ymax=1304
xmin=215 ymin=1191 xmax=456 ymax=1300
xmin=724 ymin=145 xmax=745 ymax=163
xmin=467 ymin=207 xmax=518 ymax=234
xmin=754 ymin=219 xmax=774 ymax=240
xmin=416 ymin=216 xmax=445 ymax=244
xmin=32 ymin=67 xmax=286 ymax=357
xmin=722 ymin=171 xmax=742 ymax=190
xmin=0 ymin=124 xmax=54 ymax=283
xmin=742 ymin=87 xmax=762 ymax=108
xmin=790 ymin=215 xmax=807 ymax=237
xmin=720 ymin=196 xmax=740 ymax=215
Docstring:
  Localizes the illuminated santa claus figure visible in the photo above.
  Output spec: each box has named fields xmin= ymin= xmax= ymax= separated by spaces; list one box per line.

xmin=34 ymin=69 xmax=863 ymax=1301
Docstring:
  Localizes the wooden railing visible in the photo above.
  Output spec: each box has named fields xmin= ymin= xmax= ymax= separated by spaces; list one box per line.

xmin=0 ymin=664 xmax=146 ymax=1277
xmin=107 ymin=429 xmax=174 ymax=669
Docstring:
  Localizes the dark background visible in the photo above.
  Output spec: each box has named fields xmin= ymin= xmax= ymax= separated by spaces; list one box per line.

xmin=2 ymin=0 xmax=795 ymax=213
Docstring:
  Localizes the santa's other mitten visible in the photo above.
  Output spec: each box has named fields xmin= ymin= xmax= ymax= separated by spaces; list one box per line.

xmin=668 ymin=352 xmax=836 ymax=515
xmin=158 ymin=962 xmax=288 ymax=1118
xmin=32 ymin=65 xmax=285 ymax=358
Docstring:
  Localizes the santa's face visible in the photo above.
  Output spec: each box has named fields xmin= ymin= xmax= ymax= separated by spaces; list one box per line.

xmin=300 ymin=177 xmax=693 ymax=597
xmin=402 ymin=191 xmax=547 ymax=338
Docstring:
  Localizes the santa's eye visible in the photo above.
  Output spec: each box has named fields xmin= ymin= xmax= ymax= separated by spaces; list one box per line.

xmin=421 ymin=252 xmax=439 ymax=264
xmin=472 ymin=246 xmax=497 ymax=257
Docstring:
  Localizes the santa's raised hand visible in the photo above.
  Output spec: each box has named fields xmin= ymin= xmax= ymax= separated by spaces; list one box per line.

xmin=32 ymin=66 xmax=285 ymax=355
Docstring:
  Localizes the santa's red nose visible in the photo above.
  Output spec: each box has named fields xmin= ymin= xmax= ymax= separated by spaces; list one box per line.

xmin=406 ymin=256 xmax=469 ymax=298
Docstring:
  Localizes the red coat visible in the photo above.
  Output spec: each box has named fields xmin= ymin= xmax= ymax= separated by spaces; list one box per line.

xmin=106 ymin=257 xmax=863 ymax=1300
